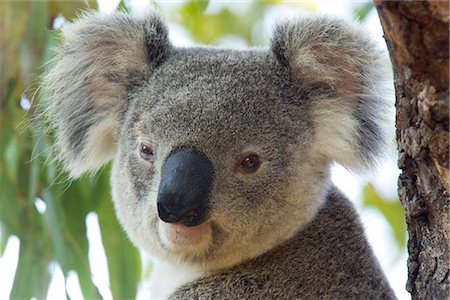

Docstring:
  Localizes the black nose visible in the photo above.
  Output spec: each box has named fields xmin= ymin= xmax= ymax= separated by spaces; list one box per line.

xmin=156 ymin=148 xmax=214 ymax=227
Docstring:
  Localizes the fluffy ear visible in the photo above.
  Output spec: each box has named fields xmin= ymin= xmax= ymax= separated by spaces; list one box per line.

xmin=43 ymin=12 xmax=170 ymax=177
xmin=271 ymin=15 xmax=391 ymax=171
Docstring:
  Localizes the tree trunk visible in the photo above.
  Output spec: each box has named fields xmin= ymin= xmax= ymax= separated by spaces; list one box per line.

xmin=374 ymin=1 xmax=449 ymax=299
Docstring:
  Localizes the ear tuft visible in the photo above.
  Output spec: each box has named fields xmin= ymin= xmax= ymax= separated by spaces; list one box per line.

xmin=271 ymin=15 xmax=392 ymax=171
xmin=42 ymin=12 xmax=170 ymax=177
xmin=143 ymin=15 xmax=170 ymax=65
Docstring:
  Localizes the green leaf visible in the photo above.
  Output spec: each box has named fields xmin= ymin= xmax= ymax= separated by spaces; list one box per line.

xmin=191 ymin=0 xmax=210 ymax=14
xmin=353 ymin=2 xmax=374 ymax=21
xmin=47 ymin=179 xmax=101 ymax=299
xmin=362 ymin=184 xmax=407 ymax=254
xmin=173 ymin=0 xmax=279 ymax=46
xmin=4 ymin=136 xmax=19 ymax=186
xmin=10 ymin=208 xmax=51 ymax=300
xmin=0 ymin=2 xmax=29 ymax=103
xmin=117 ymin=0 xmax=130 ymax=13
xmin=11 ymin=243 xmax=50 ymax=300
xmin=0 ymin=227 xmax=7 ymax=255
xmin=22 ymin=0 xmax=50 ymax=80
xmin=95 ymin=169 xmax=141 ymax=300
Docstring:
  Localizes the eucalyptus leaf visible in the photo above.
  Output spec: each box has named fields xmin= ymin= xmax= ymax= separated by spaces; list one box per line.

xmin=363 ymin=184 xmax=407 ymax=253
xmin=97 ymin=197 xmax=141 ymax=300
xmin=354 ymin=2 xmax=374 ymax=21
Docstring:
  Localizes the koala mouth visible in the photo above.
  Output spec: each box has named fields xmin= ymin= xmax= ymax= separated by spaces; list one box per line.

xmin=159 ymin=221 xmax=212 ymax=250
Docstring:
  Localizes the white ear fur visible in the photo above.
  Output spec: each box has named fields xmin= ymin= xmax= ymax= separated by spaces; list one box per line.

xmin=271 ymin=15 xmax=391 ymax=171
xmin=43 ymin=12 xmax=169 ymax=177
xmin=311 ymin=99 xmax=362 ymax=170
xmin=68 ymin=115 xmax=119 ymax=178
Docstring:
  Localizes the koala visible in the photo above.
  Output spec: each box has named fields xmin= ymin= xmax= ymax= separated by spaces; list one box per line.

xmin=43 ymin=11 xmax=396 ymax=299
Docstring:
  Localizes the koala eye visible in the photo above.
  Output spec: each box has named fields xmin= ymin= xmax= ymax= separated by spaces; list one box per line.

xmin=139 ymin=143 xmax=156 ymax=162
xmin=237 ymin=153 xmax=261 ymax=174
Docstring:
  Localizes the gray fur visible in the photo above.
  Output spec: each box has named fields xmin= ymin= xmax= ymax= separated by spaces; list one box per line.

xmin=42 ymin=11 xmax=395 ymax=299
xmin=43 ymin=11 xmax=169 ymax=177
xmin=172 ymin=188 xmax=394 ymax=299
xmin=272 ymin=16 xmax=391 ymax=171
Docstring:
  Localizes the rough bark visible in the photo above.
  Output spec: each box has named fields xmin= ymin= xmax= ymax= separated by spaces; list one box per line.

xmin=374 ymin=1 xmax=449 ymax=299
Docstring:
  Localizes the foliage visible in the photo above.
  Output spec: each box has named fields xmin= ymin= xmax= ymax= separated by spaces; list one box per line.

xmin=0 ymin=0 xmax=404 ymax=299
xmin=353 ymin=2 xmax=374 ymax=21
xmin=1 ymin=1 xmax=139 ymax=299
xmin=363 ymin=184 xmax=407 ymax=259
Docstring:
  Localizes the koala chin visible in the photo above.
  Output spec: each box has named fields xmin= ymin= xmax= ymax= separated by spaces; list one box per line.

xmin=43 ymin=10 xmax=396 ymax=300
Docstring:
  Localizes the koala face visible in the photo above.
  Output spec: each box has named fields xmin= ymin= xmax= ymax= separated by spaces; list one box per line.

xmin=43 ymin=13 xmax=389 ymax=271
xmin=111 ymin=49 xmax=326 ymax=269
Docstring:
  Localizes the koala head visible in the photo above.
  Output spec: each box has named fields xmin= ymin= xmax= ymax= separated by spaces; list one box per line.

xmin=43 ymin=12 xmax=389 ymax=271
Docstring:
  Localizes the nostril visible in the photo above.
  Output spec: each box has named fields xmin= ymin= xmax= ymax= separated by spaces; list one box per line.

xmin=157 ymin=202 xmax=176 ymax=223
xmin=180 ymin=209 xmax=205 ymax=227
xmin=182 ymin=210 xmax=198 ymax=222
xmin=157 ymin=200 xmax=206 ymax=226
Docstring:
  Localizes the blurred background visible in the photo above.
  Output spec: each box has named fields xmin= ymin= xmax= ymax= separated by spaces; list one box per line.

xmin=0 ymin=0 xmax=407 ymax=299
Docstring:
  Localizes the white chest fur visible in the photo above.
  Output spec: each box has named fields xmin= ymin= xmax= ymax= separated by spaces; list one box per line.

xmin=148 ymin=259 xmax=204 ymax=299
